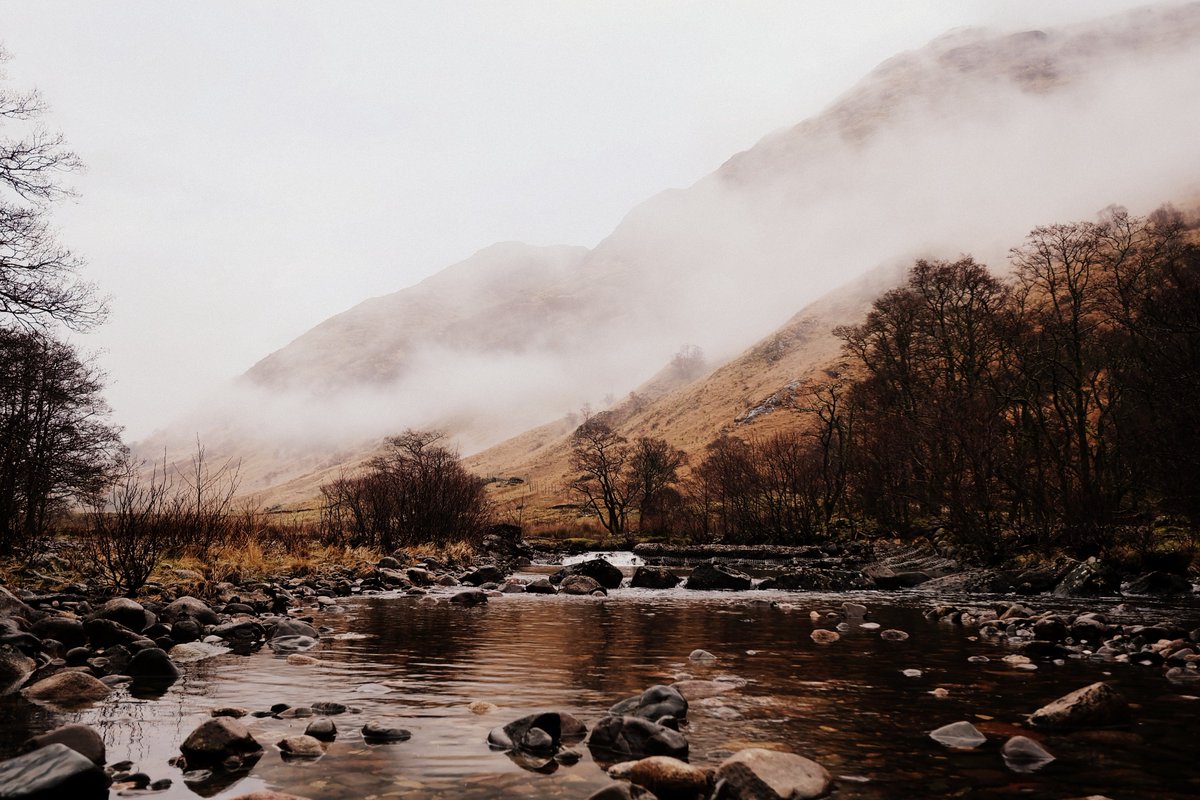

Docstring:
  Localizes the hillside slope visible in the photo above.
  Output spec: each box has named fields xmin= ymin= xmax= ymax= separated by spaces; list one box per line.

xmin=149 ymin=3 xmax=1200 ymax=504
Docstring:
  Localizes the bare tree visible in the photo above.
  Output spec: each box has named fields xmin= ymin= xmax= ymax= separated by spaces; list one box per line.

xmin=88 ymin=454 xmax=182 ymax=596
xmin=0 ymin=48 xmax=103 ymax=331
xmin=175 ymin=437 xmax=241 ymax=554
xmin=568 ymin=416 xmax=632 ymax=535
xmin=626 ymin=436 xmax=686 ymax=532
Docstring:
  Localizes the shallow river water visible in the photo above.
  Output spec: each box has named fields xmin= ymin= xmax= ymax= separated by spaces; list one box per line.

xmin=3 ymin=565 xmax=1200 ymax=799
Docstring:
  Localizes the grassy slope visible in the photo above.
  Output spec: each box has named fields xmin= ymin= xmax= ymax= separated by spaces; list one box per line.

xmin=465 ymin=262 xmax=906 ymax=531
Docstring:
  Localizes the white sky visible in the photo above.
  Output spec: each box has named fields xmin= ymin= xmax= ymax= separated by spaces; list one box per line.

xmin=0 ymin=0 xmax=1155 ymax=439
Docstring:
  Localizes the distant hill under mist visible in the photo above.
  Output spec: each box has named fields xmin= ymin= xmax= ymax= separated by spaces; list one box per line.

xmin=144 ymin=2 xmax=1200 ymax=506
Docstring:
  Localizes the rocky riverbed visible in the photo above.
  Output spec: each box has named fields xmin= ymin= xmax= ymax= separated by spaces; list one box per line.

xmin=0 ymin=548 xmax=1198 ymax=799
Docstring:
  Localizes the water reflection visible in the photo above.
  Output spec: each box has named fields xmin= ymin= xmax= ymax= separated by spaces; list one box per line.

xmin=1 ymin=589 xmax=1198 ymax=798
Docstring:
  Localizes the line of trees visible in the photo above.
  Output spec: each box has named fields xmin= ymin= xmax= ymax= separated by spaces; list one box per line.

xmin=685 ymin=206 xmax=1200 ymax=562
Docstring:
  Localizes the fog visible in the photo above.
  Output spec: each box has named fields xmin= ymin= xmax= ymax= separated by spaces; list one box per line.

xmin=3 ymin=2 xmax=1198 ymax=495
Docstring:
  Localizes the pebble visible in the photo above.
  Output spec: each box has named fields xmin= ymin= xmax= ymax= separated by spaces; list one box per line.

xmin=285 ymin=654 xmax=319 ymax=666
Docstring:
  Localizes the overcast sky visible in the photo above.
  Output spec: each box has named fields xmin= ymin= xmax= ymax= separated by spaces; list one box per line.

xmin=0 ymin=1 xmax=1157 ymax=439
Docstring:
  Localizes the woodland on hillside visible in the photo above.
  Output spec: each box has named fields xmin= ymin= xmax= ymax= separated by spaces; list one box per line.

xmin=532 ymin=206 xmax=1200 ymax=568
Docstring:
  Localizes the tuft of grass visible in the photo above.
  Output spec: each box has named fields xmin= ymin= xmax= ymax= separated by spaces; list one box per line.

xmin=403 ymin=540 xmax=477 ymax=565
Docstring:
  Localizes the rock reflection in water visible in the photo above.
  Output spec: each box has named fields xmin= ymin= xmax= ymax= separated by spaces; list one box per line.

xmin=1 ymin=591 xmax=1199 ymax=799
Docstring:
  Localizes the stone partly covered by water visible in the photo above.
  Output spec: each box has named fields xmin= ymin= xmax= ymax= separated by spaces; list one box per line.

xmin=1002 ymin=735 xmax=1056 ymax=772
xmin=588 ymin=715 xmax=689 ymax=763
xmin=631 ymin=566 xmax=681 ymax=590
xmin=609 ymin=684 xmax=688 ymax=723
xmin=714 ymin=748 xmax=831 ymax=800
xmin=1029 ymin=681 xmax=1131 ymax=729
xmin=20 ymin=670 xmax=110 ymax=708
xmin=552 ymin=558 xmax=625 ymax=590
xmin=608 ymin=755 xmax=709 ymax=799
xmin=304 ymin=718 xmax=337 ymax=742
xmin=928 ymin=721 xmax=987 ymax=749
xmin=361 ymin=720 xmax=413 ymax=743
xmin=561 ymin=575 xmax=607 ymax=595
xmin=179 ymin=718 xmax=262 ymax=766
xmin=277 ymin=735 xmax=325 ymax=759
xmin=684 ymin=563 xmax=752 ymax=591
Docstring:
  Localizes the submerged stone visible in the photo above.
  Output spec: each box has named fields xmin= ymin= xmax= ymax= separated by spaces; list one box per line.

xmin=929 ymin=721 xmax=986 ymax=749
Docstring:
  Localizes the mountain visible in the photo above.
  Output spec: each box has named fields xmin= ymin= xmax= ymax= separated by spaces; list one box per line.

xmin=146 ymin=3 xmax=1200 ymax=505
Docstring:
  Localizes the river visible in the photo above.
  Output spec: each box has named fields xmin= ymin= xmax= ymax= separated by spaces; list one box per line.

xmin=2 ymin=556 xmax=1199 ymax=798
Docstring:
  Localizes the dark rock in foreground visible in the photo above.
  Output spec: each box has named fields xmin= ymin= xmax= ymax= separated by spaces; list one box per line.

xmin=0 ymin=646 xmax=35 ymax=695
xmin=126 ymin=647 xmax=181 ymax=679
xmin=449 ymin=589 xmax=488 ymax=606
xmin=0 ymin=743 xmax=110 ymax=799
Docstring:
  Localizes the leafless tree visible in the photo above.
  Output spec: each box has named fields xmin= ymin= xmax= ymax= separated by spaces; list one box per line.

xmin=0 ymin=327 xmax=121 ymax=555
xmin=88 ymin=454 xmax=182 ymax=596
xmin=0 ymin=48 xmax=104 ymax=331
xmin=568 ymin=416 xmax=632 ymax=535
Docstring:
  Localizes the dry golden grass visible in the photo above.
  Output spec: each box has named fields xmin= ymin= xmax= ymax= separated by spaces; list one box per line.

xmin=160 ymin=540 xmax=382 ymax=586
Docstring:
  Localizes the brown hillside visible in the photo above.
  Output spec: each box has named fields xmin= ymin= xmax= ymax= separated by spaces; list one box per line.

xmin=464 ymin=261 xmax=908 ymax=528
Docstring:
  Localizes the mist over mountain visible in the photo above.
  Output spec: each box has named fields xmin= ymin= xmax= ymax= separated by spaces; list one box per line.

xmin=145 ymin=3 xmax=1200 ymax=501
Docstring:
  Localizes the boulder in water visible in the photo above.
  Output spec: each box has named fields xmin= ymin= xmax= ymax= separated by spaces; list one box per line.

xmin=487 ymin=711 xmax=588 ymax=754
xmin=929 ymin=721 xmax=987 ymax=748
xmin=552 ymin=559 xmax=624 ymax=590
xmin=21 ymin=670 xmax=111 ymax=708
xmin=684 ymin=562 xmax=751 ymax=591
xmin=587 ymin=715 xmax=688 ymax=762
xmin=609 ymin=756 xmax=708 ymax=798
xmin=630 ymin=566 xmax=681 ymax=589
xmin=714 ymin=748 xmax=830 ymax=800
xmin=609 ymin=684 xmax=688 ymax=723
xmin=179 ymin=718 xmax=262 ymax=765
xmin=1029 ymin=681 xmax=1130 ymax=730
